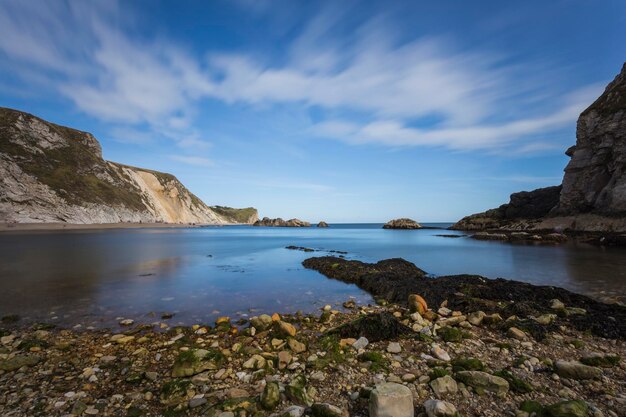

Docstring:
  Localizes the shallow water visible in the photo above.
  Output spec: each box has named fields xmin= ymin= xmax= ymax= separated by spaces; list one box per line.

xmin=1 ymin=223 xmax=625 ymax=328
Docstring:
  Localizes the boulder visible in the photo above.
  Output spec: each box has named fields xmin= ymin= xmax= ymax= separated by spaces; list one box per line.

xmin=408 ymin=294 xmax=428 ymax=314
xmin=369 ymin=383 xmax=414 ymax=417
xmin=455 ymin=371 xmax=509 ymax=395
xmin=555 ymin=360 xmax=602 ymax=380
xmin=430 ymin=375 xmax=458 ymax=397
xmin=285 ymin=374 xmax=314 ymax=406
xmin=310 ymin=403 xmax=348 ymax=417
xmin=317 ymin=221 xmax=329 ymax=228
xmin=423 ymin=399 xmax=458 ymax=417
xmin=171 ymin=349 xmax=224 ymax=377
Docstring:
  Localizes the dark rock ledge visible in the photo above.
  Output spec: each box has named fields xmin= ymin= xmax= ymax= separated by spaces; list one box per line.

xmin=302 ymin=256 xmax=626 ymax=340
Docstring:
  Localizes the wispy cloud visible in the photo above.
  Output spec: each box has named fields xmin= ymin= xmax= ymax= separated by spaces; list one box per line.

xmin=170 ymin=155 xmax=214 ymax=167
xmin=0 ymin=0 xmax=603 ymax=155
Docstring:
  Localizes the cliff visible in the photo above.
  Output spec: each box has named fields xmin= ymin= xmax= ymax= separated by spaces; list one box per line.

xmin=0 ymin=107 xmax=257 ymax=225
xmin=453 ymin=63 xmax=626 ymax=233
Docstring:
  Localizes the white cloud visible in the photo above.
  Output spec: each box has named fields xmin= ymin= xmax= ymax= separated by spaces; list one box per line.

xmin=170 ymin=155 xmax=214 ymax=167
xmin=0 ymin=0 xmax=605 ymax=155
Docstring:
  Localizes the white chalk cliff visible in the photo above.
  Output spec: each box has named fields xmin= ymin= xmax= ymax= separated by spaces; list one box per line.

xmin=0 ymin=107 xmax=258 ymax=224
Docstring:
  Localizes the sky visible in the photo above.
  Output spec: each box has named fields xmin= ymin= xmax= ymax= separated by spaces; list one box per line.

xmin=0 ymin=0 xmax=625 ymax=222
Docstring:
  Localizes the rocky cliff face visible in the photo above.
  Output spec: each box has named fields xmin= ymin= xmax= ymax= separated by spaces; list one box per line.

xmin=453 ymin=63 xmax=626 ymax=233
xmin=557 ymin=64 xmax=626 ymax=215
xmin=0 ymin=107 xmax=257 ymax=224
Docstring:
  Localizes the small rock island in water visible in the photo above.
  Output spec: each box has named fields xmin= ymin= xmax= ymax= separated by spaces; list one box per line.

xmin=383 ymin=218 xmax=422 ymax=229
xmin=253 ymin=217 xmax=312 ymax=227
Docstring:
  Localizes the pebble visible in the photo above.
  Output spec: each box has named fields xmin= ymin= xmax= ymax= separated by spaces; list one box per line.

xmin=352 ymin=337 xmax=369 ymax=350
xmin=432 ymin=345 xmax=451 ymax=362
xmin=387 ymin=342 xmax=402 ymax=353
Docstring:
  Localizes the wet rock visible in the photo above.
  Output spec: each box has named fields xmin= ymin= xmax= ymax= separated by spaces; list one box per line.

xmin=277 ymin=321 xmax=297 ymax=337
xmin=261 ymin=381 xmax=281 ymax=410
xmin=408 ymin=294 xmax=428 ymax=314
xmin=455 ymin=371 xmax=509 ymax=395
xmin=286 ymin=374 xmax=314 ymax=406
xmin=250 ymin=314 xmax=273 ymax=330
xmin=329 ymin=312 xmax=412 ymax=342
xmin=555 ymin=360 xmax=602 ymax=380
xmin=430 ymin=375 xmax=458 ymax=397
xmin=423 ymin=399 xmax=458 ymax=417
xmin=171 ymin=348 xmax=224 ymax=377
xmin=369 ymin=382 xmax=414 ymax=417
xmin=0 ymin=354 xmax=40 ymax=371
xmin=310 ymin=402 xmax=348 ymax=417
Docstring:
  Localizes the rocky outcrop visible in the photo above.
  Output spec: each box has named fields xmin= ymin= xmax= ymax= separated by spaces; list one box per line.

xmin=317 ymin=221 xmax=329 ymax=228
xmin=383 ymin=218 xmax=422 ymax=229
xmin=253 ymin=217 xmax=311 ymax=227
xmin=0 ymin=107 xmax=256 ymax=224
xmin=452 ymin=63 xmax=626 ymax=233
xmin=452 ymin=186 xmax=562 ymax=231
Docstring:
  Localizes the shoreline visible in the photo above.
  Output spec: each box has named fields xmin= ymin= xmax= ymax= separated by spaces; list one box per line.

xmin=1 ymin=291 xmax=623 ymax=416
xmin=0 ymin=222 xmax=246 ymax=233
xmin=1 ymin=255 xmax=624 ymax=416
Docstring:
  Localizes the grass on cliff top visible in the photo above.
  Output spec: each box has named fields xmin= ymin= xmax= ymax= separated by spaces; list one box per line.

xmin=210 ymin=206 xmax=257 ymax=223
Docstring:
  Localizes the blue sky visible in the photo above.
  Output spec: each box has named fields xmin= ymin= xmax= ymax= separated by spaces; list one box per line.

xmin=1 ymin=0 xmax=625 ymax=222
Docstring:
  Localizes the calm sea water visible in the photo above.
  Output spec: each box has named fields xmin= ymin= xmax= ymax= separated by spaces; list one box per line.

xmin=1 ymin=223 xmax=625 ymax=328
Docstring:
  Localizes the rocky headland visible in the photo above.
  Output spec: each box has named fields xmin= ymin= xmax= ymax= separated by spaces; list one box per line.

xmin=1 ymin=256 xmax=624 ymax=417
xmin=383 ymin=219 xmax=422 ymax=230
xmin=0 ymin=107 xmax=257 ymax=225
xmin=253 ymin=218 xmax=311 ymax=227
xmin=452 ymin=63 xmax=626 ymax=237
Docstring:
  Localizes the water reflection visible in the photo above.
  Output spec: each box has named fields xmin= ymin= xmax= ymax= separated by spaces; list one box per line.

xmin=0 ymin=224 xmax=624 ymax=328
